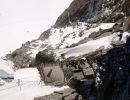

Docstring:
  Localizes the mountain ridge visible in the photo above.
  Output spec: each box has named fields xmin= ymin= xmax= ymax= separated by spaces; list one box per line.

xmin=6 ymin=0 xmax=130 ymax=70
xmin=4 ymin=0 xmax=130 ymax=99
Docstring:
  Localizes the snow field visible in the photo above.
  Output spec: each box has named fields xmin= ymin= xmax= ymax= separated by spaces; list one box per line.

xmin=0 ymin=68 xmax=69 ymax=100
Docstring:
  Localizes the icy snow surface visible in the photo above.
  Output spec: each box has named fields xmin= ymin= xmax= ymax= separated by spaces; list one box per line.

xmin=14 ymin=68 xmax=40 ymax=82
xmin=55 ymin=32 xmax=130 ymax=58
xmin=0 ymin=68 xmax=68 ymax=100
xmin=121 ymin=32 xmax=130 ymax=43
xmin=55 ymin=34 xmax=114 ymax=58
xmin=27 ymin=23 xmax=115 ymax=57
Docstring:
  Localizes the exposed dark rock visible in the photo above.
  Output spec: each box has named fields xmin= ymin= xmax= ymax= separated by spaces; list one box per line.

xmin=95 ymin=39 xmax=130 ymax=100
xmin=35 ymin=50 xmax=56 ymax=66
xmin=54 ymin=0 xmax=89 ymax=27
xmin=55 ymin=37 xmax=130 ymax=100
xmin=55 ymin=0 xmax=123 ymax=27
xmin=34 ymin=88 xmax=83 ymax=100
xmin=38 ymin=29 xmax=51 ymax=40
xmin=6 ymin=48 xmax=33 ymax=69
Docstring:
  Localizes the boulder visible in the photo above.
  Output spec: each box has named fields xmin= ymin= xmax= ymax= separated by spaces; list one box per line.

xmin=39 ymin=65 xmax=64 ymax=84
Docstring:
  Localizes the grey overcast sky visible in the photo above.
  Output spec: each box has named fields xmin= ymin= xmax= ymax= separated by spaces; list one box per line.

xmin=0 ymin=0 xmax=73 ymax=56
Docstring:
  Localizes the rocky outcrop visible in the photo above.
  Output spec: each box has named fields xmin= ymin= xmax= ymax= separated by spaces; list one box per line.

xmin=6 ymin=0 xmax=130 ymax=71
xmin=34 ymin=88 xmax=83 ymax=100
xmin=55 ymin=0 xmax=123 ymax=27
xmin=95 ymin=38 xmax=130 ymax=100
xmin=34 ymin=36 xmax=130 ymax=100
xmin=55 ymin=0 xmax=89 ymax=27
xmin=6 ymin=47 xmax=33 ymax=69
xmin=38 ymin=29 xmax=51 ymax=40
xmin=34 ymin=38 xmax=130 ymax=100
xmin=35 ymin=50 xmax=55 ymax=66
xmin=5 ymin=0 xmax=130 ymax=100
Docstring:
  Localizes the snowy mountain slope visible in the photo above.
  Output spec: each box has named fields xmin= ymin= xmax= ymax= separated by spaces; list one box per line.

xmin=0 ymin=0 xmax=74 ymax=79
xmin=6 ymin=0 xmax=130 ymax=69
xmin=1 ymin=0 xmax=130 ymax=100
xmin=0 ymin=0 xmax=73 ymax=57
xmin=6 ymin=22 xmax=115 ymax=68
xmin=54 ymin=34 xmax=114 ymax=58
xmin=0 ymin=1 xmax=74 ymax=100
xmin=55 ymin=31 xmax=130 ymax=58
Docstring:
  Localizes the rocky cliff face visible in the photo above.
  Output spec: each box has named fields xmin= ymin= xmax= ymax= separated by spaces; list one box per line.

xmin=55 ymin=0 xmax=124 ymax=27
xmin=6 ymin=0 xmax=130 ymax=69
xmin=54 ymin=0 xmax=89 ymax=27
xmin=96 ymin=40 xmax=130 ymax=100
xmin=34 ymin=36 xmax=130 ymax=100
xmin=5 ymin=0 xmax=130 ymax=100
